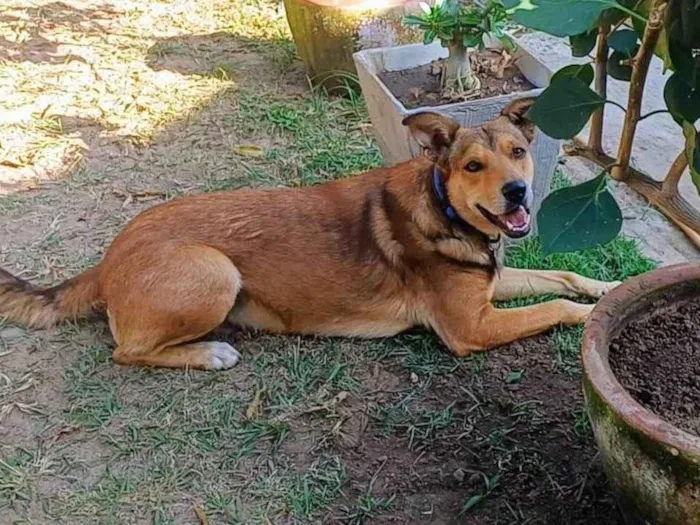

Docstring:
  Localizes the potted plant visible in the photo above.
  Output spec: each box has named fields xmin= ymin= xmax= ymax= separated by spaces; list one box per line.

xmin=283 ymin=0 xmax=423 ymax=90
xmin=582 ymin=262 xmax=700 ymax=524
xmin=402 ymin=0 xmax=514 ymax=98
xmin=502 ymin=0 xmax=700 ymax=255
xmin=353 ymin=0 xmax=561 ymax=229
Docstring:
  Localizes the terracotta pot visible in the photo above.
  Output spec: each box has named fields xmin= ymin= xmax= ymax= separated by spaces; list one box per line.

xmin=282 ymin=0 xmax=421 ymax=89
xmin=582 ymin=262 xmax=700 ymax=525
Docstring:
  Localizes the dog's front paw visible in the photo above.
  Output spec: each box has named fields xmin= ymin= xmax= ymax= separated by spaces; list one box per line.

xmin=576 ymin=277 xmax=622 ymax=299
xmin=563 ymin=301 xmax=595 ymax=325
xmin=596 ymin=280 xmax=622 ymax=298
xmin=209 ymin=342 xmax=242 ymax=370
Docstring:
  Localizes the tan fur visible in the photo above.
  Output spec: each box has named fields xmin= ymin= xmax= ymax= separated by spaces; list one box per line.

xmin=0 ymin=267 xmax=101 ymax=328
xmin=0 ymin=99 xmax=619 ymax=370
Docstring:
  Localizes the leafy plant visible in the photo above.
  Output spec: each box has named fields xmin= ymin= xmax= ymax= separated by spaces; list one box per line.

xmin=404 ymin=0 xmax=513 ymax=97
xmin=504 ymin=0 xmax=700 ymax=254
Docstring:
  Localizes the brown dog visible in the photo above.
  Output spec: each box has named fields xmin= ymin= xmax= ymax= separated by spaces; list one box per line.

xmin=0 ymin=98 xmax=619 ymax=370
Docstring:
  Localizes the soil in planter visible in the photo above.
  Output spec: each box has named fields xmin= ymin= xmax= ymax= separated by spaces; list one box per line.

xmin=610 ymin=295 xmax=700 ymax=436
xmin=379 ymin=48 xmax=535 ymax=109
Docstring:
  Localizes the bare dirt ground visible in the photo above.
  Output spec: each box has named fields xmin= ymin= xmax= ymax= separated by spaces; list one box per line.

xmin=0 ymin=1 xmax=654 ymax=523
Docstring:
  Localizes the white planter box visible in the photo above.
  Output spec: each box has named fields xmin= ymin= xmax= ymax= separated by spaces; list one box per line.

xmin=353 ymin=38 xmax=561 ymax=232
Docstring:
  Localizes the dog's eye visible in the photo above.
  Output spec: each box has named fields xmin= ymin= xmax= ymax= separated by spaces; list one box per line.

xmin=513 ymin=147 xmax=526 ymax=159
xmin=465 ymin=161 xmax=482 ymax=172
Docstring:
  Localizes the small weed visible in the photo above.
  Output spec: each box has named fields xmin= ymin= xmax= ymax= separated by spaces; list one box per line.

xmin=375 ymin=392 xmax=454 ymax=450
xmin=505 ymin=369 xmax=525 ymax=384
xmin=234 ymin=89 xmax=382 ymax=187
xmin=250 ymin=337 xmax=361 ymax=416
xmin=510 ymin=400 xmax=546 ymax=426
xmin=406 ymin=404 xmax=454 ymax=449
xmin=266 ymin=104 xmax=304 ymax=132
xmin=394 ymin=333 xmax=461 ymax=377
xmin=242 ymin=455 xmax=347 ymax=522
xmin=551 ymin=325 xmax=585 ymax=374
xmin=0 ymin=195 xmax=24 ymax=215
xmin=467 ymin=352 xmax=487 ymax=374
xmin=572 ymin=407 xmax=593 ymax=439
xmin=285 ymin=456 xmax=347 ymax=518
xmin=234 ymin=419 xmax=290 ymax=457
xmin=64 ymin=343 xmax=121 ymax=430
xmin=0 ymin=447 xmax=57 ymax=508
xmin=342 ymin=493 xmax=395 ymax=525
xmin=460 ymin=473 xmax=500 ymax=515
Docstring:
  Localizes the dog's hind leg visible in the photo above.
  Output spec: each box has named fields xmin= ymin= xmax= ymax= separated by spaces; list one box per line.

xmin=103 ymin=241 xmax=242 ymax=370
xmin=492 ymin=267 xmax=620 ymax=301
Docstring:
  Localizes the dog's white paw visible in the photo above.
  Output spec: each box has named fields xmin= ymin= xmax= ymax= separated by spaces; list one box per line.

xmin=597 ymin=280 xmax=622 ymax=298
xmin=578 ymin=278 xmax=622 ymax=299
xmin=209 ymin=342 xmax=241 ymax=370
xmin=565 ymin=301 xmax=595 ymax=325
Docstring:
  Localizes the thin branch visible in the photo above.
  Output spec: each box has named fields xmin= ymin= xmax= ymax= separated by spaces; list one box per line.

xmin=638 ymin=109 xmax=670 ymax=121
xmin=610 ymin=0 xmax=669 ymax=182
xmin=605 ymin=100 xmax=628 ymax=112
xmin=663 ymin=150 xmax=689 ymax=194
xmin=588 ymin=24 xmax=610 ymax=154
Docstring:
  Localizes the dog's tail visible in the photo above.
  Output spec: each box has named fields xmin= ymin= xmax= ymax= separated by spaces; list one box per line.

xmin=0 ymin=266 xmax=102 ymax=328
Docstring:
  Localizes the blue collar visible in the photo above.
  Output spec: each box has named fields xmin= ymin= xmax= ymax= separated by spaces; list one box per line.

xmin=431 ymin=164 xmax=480 ymax=236
xmin=431 ymin=164 xmax=501 ymax=248
xmin=431 ymin=164 xmax=460 ymax=223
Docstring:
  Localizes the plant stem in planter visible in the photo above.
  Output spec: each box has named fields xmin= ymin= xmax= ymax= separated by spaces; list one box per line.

xmin=404 ymin=0 xmax=511 ymax=100
xmin=610 ymin=0 xmax=668 ymax=182
xmin=663 ymin=150 xmax=689 ymax=193
xmin=588 ymin=24 xmax=610 ymax=154
xmin=444 ymin=42 xmax=480 ymax=95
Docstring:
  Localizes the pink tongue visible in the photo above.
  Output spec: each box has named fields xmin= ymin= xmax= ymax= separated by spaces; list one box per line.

xmin=505 ymin=206 xmax=528 ymax=228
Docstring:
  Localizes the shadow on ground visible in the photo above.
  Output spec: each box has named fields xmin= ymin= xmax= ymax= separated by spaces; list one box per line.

xmin=0 ymin=1 xmax=119 ymax=64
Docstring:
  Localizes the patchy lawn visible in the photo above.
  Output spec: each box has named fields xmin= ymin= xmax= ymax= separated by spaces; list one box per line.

xmin=0 ymin=1 xmax=655 ymax=524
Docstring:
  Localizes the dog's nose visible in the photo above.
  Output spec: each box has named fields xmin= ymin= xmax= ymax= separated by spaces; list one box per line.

xmin=502 ymin=180 xmax=528 ymax=205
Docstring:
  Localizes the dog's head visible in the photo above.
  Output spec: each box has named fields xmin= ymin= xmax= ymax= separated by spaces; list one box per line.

xmin=403 ymin=98 xmax=537 ymax=239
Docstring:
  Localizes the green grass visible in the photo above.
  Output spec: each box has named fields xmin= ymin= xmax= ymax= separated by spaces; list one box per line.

xmin=240 ymin=90 xmax=381 ymax=186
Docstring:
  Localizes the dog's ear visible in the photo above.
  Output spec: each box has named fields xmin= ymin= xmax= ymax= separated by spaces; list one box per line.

xmin=500 ymin=97 xmax=536 ymax=142
xmin=402 ymin=112 xmax=460 ymax=162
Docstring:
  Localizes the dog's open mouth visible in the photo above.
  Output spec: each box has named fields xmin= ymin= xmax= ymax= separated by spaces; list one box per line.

xmin=478 ymin=204 xmax=531 ymax=238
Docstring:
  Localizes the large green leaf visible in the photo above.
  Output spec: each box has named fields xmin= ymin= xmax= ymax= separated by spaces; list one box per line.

xmin=503 ymin=0 xmax=620 ymax=37
xmin=526 ymin=77 xmax=605 ymax=139
xmin=607 ymin=29 xmax=639 ymax=55
xmin=683 ymin=122 xmax=700 ymax=194
xmin=551 ymin=63 xmax=595 ymax=86
xmin=607 ymin=50 xmax=634 ymax=81
xmin=570 ymin=30 xmax=597 ymax=57
xmin=664 ymin=73 xmax=700 ymax=125
xmin=537 ymin=173 xmax=623 ymax=255
xmin=665 ymin=0 xmax=700 ymax=84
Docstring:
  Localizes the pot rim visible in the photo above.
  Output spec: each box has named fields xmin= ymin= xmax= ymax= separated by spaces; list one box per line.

xmin=291 ymin=0 xmax=410 ymax=8
xmin=582 ymin=262 xmax=700 ymax=456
